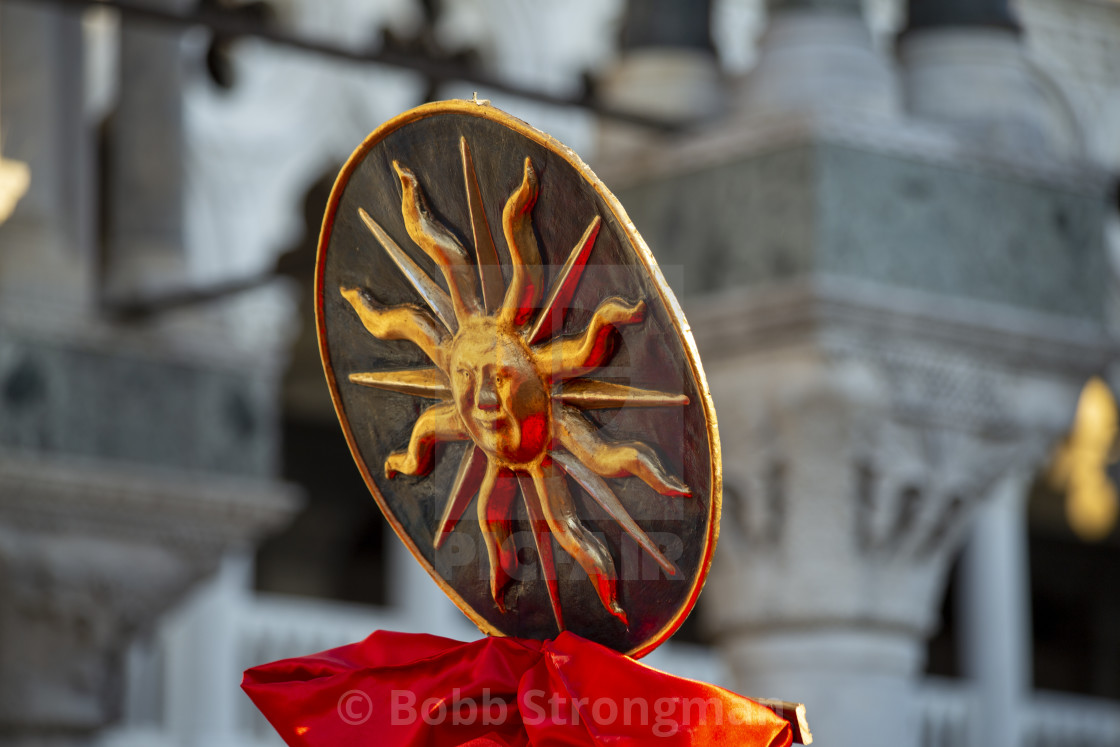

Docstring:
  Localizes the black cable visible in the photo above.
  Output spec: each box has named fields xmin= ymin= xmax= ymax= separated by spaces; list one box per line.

xmin=11 ymin=0 xmax=681 ymax=133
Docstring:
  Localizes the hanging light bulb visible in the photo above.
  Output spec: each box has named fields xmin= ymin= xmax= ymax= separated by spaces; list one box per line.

xmin=1048 ymin=377 xmax=1120 ymax=542
xmin=0 ymin=153 xmax=30 ymax=225
xmin=0 ymin=51 xmax=31 ymax=224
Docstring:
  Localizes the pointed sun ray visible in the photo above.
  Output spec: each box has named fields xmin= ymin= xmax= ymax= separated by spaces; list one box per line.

xmin=394 ymin=162 xmax=483 ymax=324
xmin=553 ymin=450 xmax=678 ymax=577
xmin=557 ymin=379 xmax=689 ymax=410
xmin=517 ymin=474 xmax=564 ymax=632
xmin=557 ymin=405 xmax=690 ymax=497
xmin=340 ymin=287 xmax=449 ymax=370
xmin=348 ymin=367 xmax=450 ymax=400
xmin=529 ymin=462 xmax=627 ymax=625
xmin=479 ymin=462 xmax=520 ymax=612
xmin=460 ymin=137 xmax=505 ymax=314
xmin=526 ymin=215 xmax=602 ymax=345
xmin=434 ymin=444 xmax=487 ymax=549
xmin=358 ymin=208 xmax=458 ymax=333
xmin=384 ymin=403 xmax=469 ymax=478
xmin=500 ymin=158 xmax=545 ymax=326
xmin=533 ymin=297 xmax=646 ymax=381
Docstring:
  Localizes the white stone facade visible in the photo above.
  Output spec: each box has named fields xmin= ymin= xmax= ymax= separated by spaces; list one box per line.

xmin=2 ymin=1 xmax=1120 ymax=746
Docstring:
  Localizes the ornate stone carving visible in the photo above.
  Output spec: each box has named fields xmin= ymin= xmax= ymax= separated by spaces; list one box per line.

xmin=0 ymin=451 xmax=299 ymax=737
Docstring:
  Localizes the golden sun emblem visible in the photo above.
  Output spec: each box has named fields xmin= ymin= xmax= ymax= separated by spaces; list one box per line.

xmin=341 ymin=136 xmax=690 ymax=629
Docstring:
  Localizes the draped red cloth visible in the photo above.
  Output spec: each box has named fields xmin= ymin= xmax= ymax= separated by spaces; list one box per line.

xmin=243 ymin=630 xmax=791 ymax=747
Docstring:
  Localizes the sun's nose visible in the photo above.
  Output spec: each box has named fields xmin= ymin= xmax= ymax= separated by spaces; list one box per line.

xmin=476 ymin=376 xmax=500 ymax=411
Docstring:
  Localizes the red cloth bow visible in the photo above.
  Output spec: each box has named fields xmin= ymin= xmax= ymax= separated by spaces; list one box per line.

xmin=243 ymin=630 xmax=792 ymax=747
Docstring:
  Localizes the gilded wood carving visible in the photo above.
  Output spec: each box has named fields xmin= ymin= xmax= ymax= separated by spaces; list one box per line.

xmin=316 ymin=100 xmax=720 ymax=656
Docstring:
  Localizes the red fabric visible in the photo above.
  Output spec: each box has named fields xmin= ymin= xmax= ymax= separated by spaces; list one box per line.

xmin=243 ymin=630 xmax=792 ymax=747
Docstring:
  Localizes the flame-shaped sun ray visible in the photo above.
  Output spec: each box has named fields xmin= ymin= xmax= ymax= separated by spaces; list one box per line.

xmin=530 ymin=461 xmax=627 ymax=625
xmin=342 ymin=139 xmax=690 ymax=630
xmin=358 ymin=208 xmax=457 ymax=333
xmin=500 ymin=158 xmax=544 ymax=326
xmin=553 ymin=450 xmax=678 ymax=577
xmin=477 ymin=463 xmax=521 ymax=612
xmin=383 ymin=403 xmax=468 ymax=479
xmin=394 ymin=162 xmax=483 ymax=324
xmin=557 ymin=406 xmax=690 ymax=496
xmin=341 ymin=287 xmax=449 ymax=370
xmin=533 ymin=298 xmax=646 ymax=381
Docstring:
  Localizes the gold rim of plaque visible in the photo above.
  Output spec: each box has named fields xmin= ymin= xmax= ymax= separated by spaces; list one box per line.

xmin=315 ymin=99 xmax=722 ymax=659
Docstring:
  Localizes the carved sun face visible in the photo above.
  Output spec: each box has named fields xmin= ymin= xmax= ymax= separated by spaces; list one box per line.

xmin=341 ymin=136 xmax=690 ymax=630
xmin=449 ymin=318 xmax=550 ymax=465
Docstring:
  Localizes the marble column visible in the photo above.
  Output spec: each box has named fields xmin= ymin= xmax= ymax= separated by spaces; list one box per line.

xmin=1015 ymin=0 xmax=1120 ymax=171
xmin=600 ymin=0 xmax=721 ymax=123
xmin=0 ymin=7 xmax=30 ymax=226
xmin=161 ymin=552 xmax=253 ymax=746
xmin=102 ymin=0 xmax=194 ymax=301
xmin=0 ymin=2 xmax=92 ymax=310
xmin=595 ymin=0 xmax=722 ymax=162
xmin=694 ymin=334 xmax=1041 ymax=746
xmin=735 ymin=0 xmax=900 ymax=118
xmin=898 ymin=0 xmax=1081 ymax=161
xmin=958 ymin=468 xmax=1034 ymax=747
xmin=0 ymin=3 xmax=302 ymax=744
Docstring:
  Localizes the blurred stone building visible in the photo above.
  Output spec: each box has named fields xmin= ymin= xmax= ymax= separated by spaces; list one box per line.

xmin=0 ymin=1 xmax=1118 ymax=746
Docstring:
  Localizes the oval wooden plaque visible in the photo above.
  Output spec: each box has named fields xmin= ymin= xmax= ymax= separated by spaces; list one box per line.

xmin=316 ymin=100 xmax=720 ymax=656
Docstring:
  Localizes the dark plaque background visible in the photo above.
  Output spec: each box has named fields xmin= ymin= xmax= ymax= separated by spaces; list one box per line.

xmin=317 ymin=103 xmax=718 ymax=655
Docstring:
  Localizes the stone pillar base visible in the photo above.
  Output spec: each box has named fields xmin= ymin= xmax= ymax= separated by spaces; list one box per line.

xmin=725 ymin=628 xmax=923 ymax=744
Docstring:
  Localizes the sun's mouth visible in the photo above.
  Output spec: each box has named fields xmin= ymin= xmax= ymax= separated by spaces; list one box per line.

xmin=473 ymin=412 xmax=507 ymax=430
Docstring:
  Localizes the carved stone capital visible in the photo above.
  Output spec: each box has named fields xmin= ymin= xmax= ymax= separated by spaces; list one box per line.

xmin=696 ymin=279 xmax=1100 ymax=640
xmin=0 ymin=452 xmax=300 ymax=738
xmin=705 ymin=358 xmax=1026 ymax=638
xmin=691 ymin=282 xmax=1088 ymax=745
